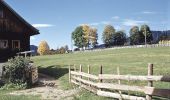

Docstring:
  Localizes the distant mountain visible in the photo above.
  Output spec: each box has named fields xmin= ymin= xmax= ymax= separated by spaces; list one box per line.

xmin=30 ymin=45 xmax=38 ymax=55
xmin=151 ymin=30 xmax=170 ymax=43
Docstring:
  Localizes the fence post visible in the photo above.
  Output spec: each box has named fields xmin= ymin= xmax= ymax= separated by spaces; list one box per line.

xmin=69 ymin=65 xmax=71 ymax=83
xmin=88 ymin=65 xmax=90 ymax=81
xmin=74 ymin=64 xmax=76 ymax=71
xmin=79 ymin=65 xmax=82 ymax=85
xmin=146 ymin=63 xmax=153 ymax=100
xmin=117 ymin=67 xmax=122 ymax=100
xmin=99 ymin=65 xmax=103 ymax=83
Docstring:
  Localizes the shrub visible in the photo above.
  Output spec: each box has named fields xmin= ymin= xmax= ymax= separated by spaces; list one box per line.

xmin=3 ymin=56 xmax=30 ymax=87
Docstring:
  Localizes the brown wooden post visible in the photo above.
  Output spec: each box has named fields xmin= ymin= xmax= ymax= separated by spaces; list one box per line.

xmin=146 ymin=63 xmax=153 ymax=100
xmin=117 ymin=67 xmax=122 ymax=100
xmin=100 ymin=65 xmax=103 ymax=83
xmin=88 ymin=65 xmax=90 ymax=81
xmin=69 ymin=65 xmax=71 ymax=83
xmin=79 ymin=65 xmax=82 ymax=85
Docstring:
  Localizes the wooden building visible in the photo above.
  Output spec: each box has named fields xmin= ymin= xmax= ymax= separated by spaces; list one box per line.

xmin=0 ymin=0 xmax=40 ymax=61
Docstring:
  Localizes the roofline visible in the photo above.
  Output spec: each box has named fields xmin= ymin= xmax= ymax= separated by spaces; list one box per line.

xmin=0 ymin=0 xmax=40 ymax=35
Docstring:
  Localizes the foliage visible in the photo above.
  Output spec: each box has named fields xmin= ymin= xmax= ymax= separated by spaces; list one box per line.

xmin=72 ymin=25 xmax=98 ymax=49
xmin=129 ymin=26 xmax=144 ymax=45
xmin=159 ymin=40 xmax=170 ymax=44
xmin=140 ymin=24 xmax=153 ymax=44
xmin=72 ymin=26 xmax=84 ymax=48
xmin=90 ymin=28 xmax=98 ymax=47
xmin=37 ymin=41 xmax=50 ymax=55
xmin=82 ymin=24 xmax=91 ymax=47
xmin=102 ymin=25 xmax=115 ymax=47
xmin=114 ymin=30 xmax=127 ymax=45
xmin=3 ymin=56 xmax=30 ymax=88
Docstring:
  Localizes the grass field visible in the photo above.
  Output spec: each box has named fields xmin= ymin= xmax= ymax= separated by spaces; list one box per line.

xmin=0 ymin=47 xmax=169 ymax=100
xmin=32 ymin=47 xmax=170 ymax=100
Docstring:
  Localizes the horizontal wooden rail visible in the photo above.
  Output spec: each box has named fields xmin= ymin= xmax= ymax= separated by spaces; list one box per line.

xmin=71 ymin=71 xmax=98 ymax=80
xmin=71 ymin=76 xmax=97 ymax=86
xmin=97 ymin=83 xmax=144 ymax=92
xmin=99 ymin=74 xmax=170 ymax=82
xmin=97 ymin=90 xmax=146 ymax=100
xmin=144 ymin=87 xmax=170 ymax=98
xmin=71 ymin=79 xmax=97 ymax=93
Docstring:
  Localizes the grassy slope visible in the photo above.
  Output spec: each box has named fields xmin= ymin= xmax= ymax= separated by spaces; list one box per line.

xmin=31 ymin=47 xmax=170 ymax=100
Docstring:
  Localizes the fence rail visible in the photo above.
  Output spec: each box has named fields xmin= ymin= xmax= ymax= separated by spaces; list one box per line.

xmin=69 ymin=64 xmax=170 ymax=100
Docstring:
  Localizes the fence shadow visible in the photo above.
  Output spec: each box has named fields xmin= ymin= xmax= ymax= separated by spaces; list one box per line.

xmin=38 ymin=65 xmax=68 ymax=79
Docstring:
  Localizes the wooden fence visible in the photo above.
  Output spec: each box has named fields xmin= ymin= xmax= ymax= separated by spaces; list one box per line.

xmin=69 ymin=64 xmax=170 ymax=100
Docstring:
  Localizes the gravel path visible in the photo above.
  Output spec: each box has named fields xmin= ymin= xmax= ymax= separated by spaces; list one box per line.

xmin=9 ymin=74 xmax=80 ymax=100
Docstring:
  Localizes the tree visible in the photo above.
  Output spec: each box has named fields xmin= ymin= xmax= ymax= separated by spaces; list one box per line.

xmin=90 ymin=27 xmax=98 ymax=47
xmin=102 ymin=25 xmax=115 ymax=47
xmin=114 ymin=30 xmax=127 ymax=45
xmin=64 ymin=45 xmax=69 ymax=51
xmin=82 ymin=24 xmax=90 ymax=48
xmin=129 ymin=26 xmax=144 ymax=45
xmin=72 ymin=26 xmax=84 ymax=48
xmin=140 ymin=24 xmax=153 ymax=44
xmin=37 ymin=40 xmax=50 ymax=55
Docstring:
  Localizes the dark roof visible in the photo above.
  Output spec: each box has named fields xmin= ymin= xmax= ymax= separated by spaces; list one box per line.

xmin=0 ymin=0 xmax=40 ymax=36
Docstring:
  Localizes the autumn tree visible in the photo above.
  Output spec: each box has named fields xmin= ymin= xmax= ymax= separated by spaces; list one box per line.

xmin=129 ymin=26 xmax=144 ymax=45
xmin=82 ymin=24 xmax=90 ymax=48
xmin=102 ymin=25 xmax=115 ymax=47
xmin=90 ymin=27 xmax=98 ymax=47
xmin=140 ymin=24 xmax=153 ymax=44
xmin=37 ymin=41 xmax=50 ymax=55
xmin=72 ymin=25 xmax=98 ymax=49
xmin=72 ymin=26 xmax=84 ymax=48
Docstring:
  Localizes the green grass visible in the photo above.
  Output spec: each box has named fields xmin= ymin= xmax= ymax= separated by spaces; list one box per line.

xmin=0 ymin=90 xmax=40 ymax=100
xmin=31 ymin=47 xmax=170 ymax=100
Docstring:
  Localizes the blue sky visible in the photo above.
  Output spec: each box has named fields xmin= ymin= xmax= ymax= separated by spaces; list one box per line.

xmin=6 ymin=0 xmax=169 ymax=49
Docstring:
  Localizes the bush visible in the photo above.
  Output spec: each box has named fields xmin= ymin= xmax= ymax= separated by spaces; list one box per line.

xmin=3 ymin=56 xmax=30 ymax=88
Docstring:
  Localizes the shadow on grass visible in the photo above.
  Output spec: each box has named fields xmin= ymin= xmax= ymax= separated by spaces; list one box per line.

xmin=38 ymin=65 xmax=68 ymax=79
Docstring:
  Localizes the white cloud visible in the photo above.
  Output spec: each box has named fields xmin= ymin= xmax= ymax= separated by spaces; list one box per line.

xmin=32 ymin=24 xmax=54 ymax=28
xmin=122 ymin=19 xmax=148 ymax=26
xmin=141 ymin=11 xmax=156 ymax=14
xmin=101 ymin=21 xmax=111 ymax=25
xmin=111 ymin=16 xmax=120 ymax=20
xmin=30 ymin=36 xmax=35 ymax=40
xmin=89 ymin=23 xmax=100 ymax=26
xmin=88 ymin=21 xmax=111 ymax=26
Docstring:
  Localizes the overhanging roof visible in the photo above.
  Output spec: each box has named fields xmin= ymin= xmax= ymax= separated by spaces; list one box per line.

xmin=0 ymin=0 xmax=40 ymax=36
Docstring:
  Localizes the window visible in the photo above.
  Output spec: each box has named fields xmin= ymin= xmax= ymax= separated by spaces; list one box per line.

xmin=0 ymin=7 xmax=3 ymax=18
xmin=12 ymin=40 xmax=20 ymax=49
xmin=0 ymin=40 xmax=8 ymax=49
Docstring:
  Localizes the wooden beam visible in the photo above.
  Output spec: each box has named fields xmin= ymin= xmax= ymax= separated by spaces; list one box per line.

xmin=71 ymin=71 xmax=98 ymax=80
xmin=146 ymin=63 xmax=153 ymax=100
xmin=97 ymin=83 xmax=144 ymax=92
xmin=71 ymin=76 xmax=97 ymax=86
xmin=145 ymin=87 xmax=170 ymax=98
xmin=98 ymin=74 xmax=170 ymax=82
xmin=97 ymin=90 xmax=146 ymax=100
xmin=71 ymin=79 xmax=97 ymax=94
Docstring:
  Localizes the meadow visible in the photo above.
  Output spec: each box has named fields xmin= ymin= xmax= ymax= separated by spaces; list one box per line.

xmin=0 ymin=47 xmax=169 ymax=100
xmin=32 ymin=47 xmax=170 ymax=100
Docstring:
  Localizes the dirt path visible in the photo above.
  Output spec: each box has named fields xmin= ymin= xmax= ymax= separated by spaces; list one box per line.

xmin=9 ymin=74 xmax=80 ymax=100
